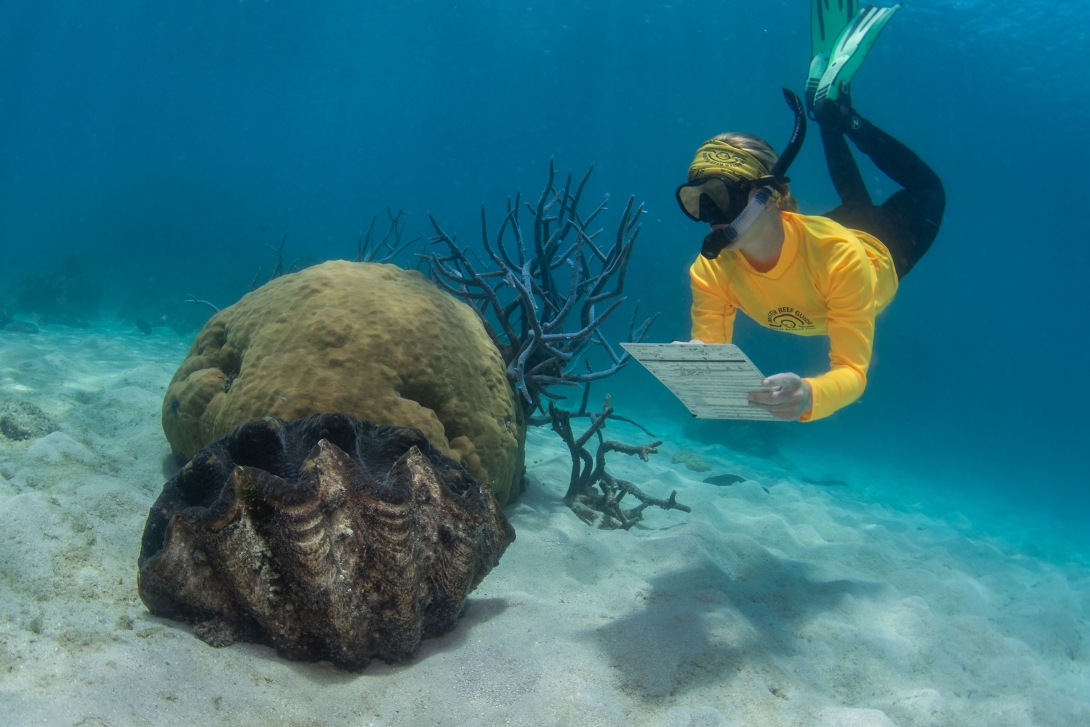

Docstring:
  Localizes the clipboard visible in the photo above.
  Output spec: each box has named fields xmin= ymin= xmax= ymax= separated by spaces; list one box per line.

xmin=621 ymin=343 xmax=777 ymax=421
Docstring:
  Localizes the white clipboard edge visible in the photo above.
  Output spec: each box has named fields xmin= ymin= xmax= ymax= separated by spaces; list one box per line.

xmin=621 ymin=343 xmax=778 ymax=421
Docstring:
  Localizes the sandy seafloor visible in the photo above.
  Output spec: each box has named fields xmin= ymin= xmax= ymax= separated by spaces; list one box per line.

xmin=0 ymin=322 xmax=1087 ymax=727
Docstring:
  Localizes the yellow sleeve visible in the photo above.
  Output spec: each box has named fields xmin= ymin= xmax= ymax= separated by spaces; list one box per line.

xmin=689 ymin=257 xmax=736 ymax=344
xmin=800 ymin=248 xmax=876 ymax=421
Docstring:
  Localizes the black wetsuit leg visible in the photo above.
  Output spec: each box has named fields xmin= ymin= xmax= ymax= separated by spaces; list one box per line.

xmin=820 ymin=118 xmax=946 ymax=278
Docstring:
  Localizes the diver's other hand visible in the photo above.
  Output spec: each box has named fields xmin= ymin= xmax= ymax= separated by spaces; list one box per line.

xmin=748 ymin=373 xmax=812 ymax=421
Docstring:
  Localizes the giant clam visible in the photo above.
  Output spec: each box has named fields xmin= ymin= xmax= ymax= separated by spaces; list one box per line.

xmin=137 ymin=413 xmax=515 ymax=669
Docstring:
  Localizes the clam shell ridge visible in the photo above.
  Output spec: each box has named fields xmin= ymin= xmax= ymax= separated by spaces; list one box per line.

xmin=137 ymin=413 xmax=515 ymax=669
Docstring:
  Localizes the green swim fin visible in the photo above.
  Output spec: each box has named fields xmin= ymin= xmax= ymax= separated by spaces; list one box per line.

xmin=806 ymin=0 xmax=861 ymax=116
xmin=812 ymin=0 xmax=860 ymax=56
xmin=813 ymin=4 xmax=901 ymax=110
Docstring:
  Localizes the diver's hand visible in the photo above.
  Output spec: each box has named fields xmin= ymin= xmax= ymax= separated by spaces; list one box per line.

xmin=748 ymin=373 xmax=812 ymax=421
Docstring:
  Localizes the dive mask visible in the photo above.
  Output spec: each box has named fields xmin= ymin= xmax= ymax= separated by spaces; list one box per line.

xmin=675 ymin=175 xmax=782 ymax=225
xmin=678 ymin=88 xmax=808 ymax=259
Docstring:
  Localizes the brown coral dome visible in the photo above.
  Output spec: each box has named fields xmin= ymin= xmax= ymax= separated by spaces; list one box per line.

xmin=162 ymin=261 xmax=524 ymax=504
xmin=139 ymin=414 xmax=515 ymax=668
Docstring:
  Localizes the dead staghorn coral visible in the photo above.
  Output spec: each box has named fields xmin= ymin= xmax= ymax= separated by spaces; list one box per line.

xmin=549 ymin=396 xmax=690 ymax=530
xmin=241 ymin=208 xmax=422 ymax=295
xmin=422 ymin=162 xmax=657 ymax=416
xmin=355 ymin=208 xmax=423 ymax=264
xmin=420 ymin=164 xmax=678 ymax=527
xmin=138 ymin=413 xmax=514 ymax=669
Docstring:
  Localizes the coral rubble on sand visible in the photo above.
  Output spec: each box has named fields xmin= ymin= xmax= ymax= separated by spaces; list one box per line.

xmin=138 ymin=413 xmax=515 ymax=669
xmin=0 ymin=400 xmax=55 ymax=441
xmin=672 ymin=450 xmax=711 ymax=472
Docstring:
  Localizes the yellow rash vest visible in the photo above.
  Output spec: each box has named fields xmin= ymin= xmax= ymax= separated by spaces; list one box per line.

xmin=690 ymin=212 xmax=899 ymax=421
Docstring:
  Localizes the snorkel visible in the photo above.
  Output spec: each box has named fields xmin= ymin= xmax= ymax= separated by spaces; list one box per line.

xmin=697 ymin=88 xmax=808 ymax=259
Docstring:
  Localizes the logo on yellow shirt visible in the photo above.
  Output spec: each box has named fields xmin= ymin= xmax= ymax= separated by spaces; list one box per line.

xmin=767 ymin=307 xmax=815 ymax=331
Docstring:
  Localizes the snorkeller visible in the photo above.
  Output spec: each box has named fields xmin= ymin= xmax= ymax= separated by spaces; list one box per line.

xmin=678 ymin=88 xmax=807 ymax=262
xmin=680 ymin=1 xmax=945 ymax=421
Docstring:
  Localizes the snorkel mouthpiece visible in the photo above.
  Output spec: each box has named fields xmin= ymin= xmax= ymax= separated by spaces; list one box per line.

xmin=700 ymin=188 xmax=774 ymax=259
xmin=698 ymin=88 xmax=808 ymax=259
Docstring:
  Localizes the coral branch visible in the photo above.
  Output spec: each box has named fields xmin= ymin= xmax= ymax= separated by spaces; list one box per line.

xmin=549 ymin=396 xmax=687 ymax=529
xmin=265 ymin=234 xmax=288 ymax=279
xmin=184 ymin=295 xmax=220 ymax=314
xmin=424 ymin=163 xmax=657 ymax=415
xmin=356 ymin=208 xmax=421 ymax=264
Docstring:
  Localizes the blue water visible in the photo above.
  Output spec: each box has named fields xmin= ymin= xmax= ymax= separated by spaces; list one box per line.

xmin=0 ymin=0 xmax=1086 ymax=551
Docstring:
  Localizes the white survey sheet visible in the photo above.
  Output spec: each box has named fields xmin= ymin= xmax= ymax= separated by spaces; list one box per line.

xmin=620 ymin=343 xmax=777 ymax=421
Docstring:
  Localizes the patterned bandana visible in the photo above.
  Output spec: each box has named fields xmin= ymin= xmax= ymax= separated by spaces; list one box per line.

xmin=687 ymin=139 xmax=770 ymax=182
xmin=686 ymin=138 xmax=784 ymax=205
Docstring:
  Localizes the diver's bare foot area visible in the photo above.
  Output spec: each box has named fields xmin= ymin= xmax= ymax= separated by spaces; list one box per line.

xmin=1 ymin=324 xmax=1087 ymax=726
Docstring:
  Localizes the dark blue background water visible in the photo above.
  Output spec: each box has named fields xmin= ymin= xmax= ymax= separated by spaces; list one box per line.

xmin=1 ymin=1 xmax=1086 ymax=547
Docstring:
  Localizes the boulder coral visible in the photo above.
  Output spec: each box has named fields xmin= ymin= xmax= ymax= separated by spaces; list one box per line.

xmin=162 ymin=261 xmax=524 ymax=504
